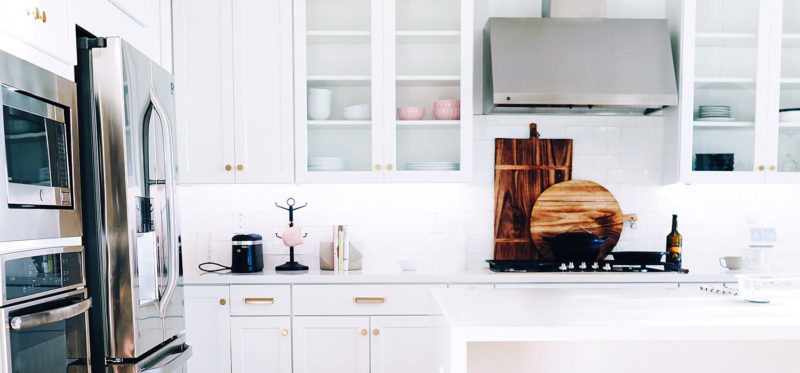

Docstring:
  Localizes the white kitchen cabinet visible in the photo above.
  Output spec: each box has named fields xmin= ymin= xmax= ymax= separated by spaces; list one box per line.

xmin=230 ymin=317 xmax=292 ymax=373
xmin=0 ymin=0 xmax=75 ymax=79
xmin=294 ymin=0 xmax=473 ymax=183
xmin=293 ymin=316 xmax=371 ymax=373
xmin=173 ymin=0 xmax=294 ymax=184
xmin=671 ymin=0 xmax=800 ymax=183
xmin=71 ymin=0 xmax=170 ymax=70
xmin=370 ymin=316 xmax=449 ymax=373
xmin=184 ymin=286 xmax=232 ymax=373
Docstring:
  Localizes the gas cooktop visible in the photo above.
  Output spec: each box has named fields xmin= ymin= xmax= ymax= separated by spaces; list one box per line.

xmin=486 ymin=259 xmax=687 ymax=273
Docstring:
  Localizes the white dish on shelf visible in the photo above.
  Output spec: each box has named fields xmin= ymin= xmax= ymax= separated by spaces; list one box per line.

xmin=779 ymin=109 xmax=800 ymax=122
xmin=406 ymin=162 xmax=459 ymax=171
xmin=695 ymin=117 xmax=737 ymax=121
xmin=308 ymin=157 xmax=346 ymax=171
xmin=342 ymin=104 xmax=371 ymax=120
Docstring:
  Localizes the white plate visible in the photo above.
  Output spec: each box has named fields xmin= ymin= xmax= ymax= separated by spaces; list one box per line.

xmin=696 ymin=117 xmax=737 ymax=121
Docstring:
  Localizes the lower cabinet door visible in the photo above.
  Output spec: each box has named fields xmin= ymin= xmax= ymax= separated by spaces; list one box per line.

xmin=184 ymin=286 xmax=232 ymax=373
xmin=230 ymin=316 xmax=292 ymax=373
xmin=292 ymin=316 xmax=370 ymax=373
xmin=370 ymin=316 xmax=450 ymax=373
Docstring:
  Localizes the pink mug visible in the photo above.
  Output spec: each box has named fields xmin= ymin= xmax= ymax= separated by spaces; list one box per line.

xmin=281 ymin=225 xmax=304 ymax=247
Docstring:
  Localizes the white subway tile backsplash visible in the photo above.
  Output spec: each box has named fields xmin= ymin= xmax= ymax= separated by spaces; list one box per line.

xmin=179 ymin=114 xmax=800 ymax=275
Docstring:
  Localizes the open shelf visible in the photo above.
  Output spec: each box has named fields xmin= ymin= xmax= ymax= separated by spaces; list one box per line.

xmin=693 ymin=120 xmax=753 ymax=128
xmin=695 ymin=32 xmax=757 ymax=47
xmin=308 ymin=75 xmax=370 ymax=81
xmin=397 ymin=120 xmax=459 ymax=127
xmin=779 ymin=122 xmax=800 ymax=128
xmin=781 ymin=78 xmax=800 ymax=86
xmin=396 ymin=30 xmax=459 ymax=37
xmin=694 ymin=77 xmax=756 ymax=89
xmin=309 ymin=120 xmax=371 ymax=127
xmin=783 ymin=33 xmax=800 ymax=48
xmin=307 ymin=31 xmax=370 ymax=44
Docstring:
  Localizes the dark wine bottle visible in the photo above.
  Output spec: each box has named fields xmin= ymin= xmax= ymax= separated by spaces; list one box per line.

xmin=666 ymin=214 xmax=682 ymax=267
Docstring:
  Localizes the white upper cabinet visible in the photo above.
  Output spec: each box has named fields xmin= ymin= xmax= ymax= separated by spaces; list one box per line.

xmin=72 ymin=0 xmax=170 ymax=70
xmin=0 ymin=0 xmax=75 ymax=79
xmin=173 ymin=0 xmax=294 ymax=184
xmin=676 ymin=0 xmax=799 ymax=183
xmin=294 ymin=0 xmax=473 ymax=183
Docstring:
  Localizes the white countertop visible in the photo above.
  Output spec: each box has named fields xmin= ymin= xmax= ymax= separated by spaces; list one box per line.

xmin=182 ymin=267 xmax=741 ymax=285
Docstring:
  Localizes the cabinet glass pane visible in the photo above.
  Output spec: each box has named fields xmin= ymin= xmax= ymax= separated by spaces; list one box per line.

xmin=691 ymin=0 xmax=759 ymax=173
xmin=776 ymin=127 xmax=800 ymax=173
xmin=394 ymin=0 xmax=461 ymax=172
xmin=305 ymin=0 xmax=372 ymax=172
xmin=779 ymin=0 xmax=800 ymax=129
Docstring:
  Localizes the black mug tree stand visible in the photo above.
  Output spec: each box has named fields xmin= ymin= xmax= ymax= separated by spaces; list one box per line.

xmin=274 ymin=198 xmax=309 ymax=271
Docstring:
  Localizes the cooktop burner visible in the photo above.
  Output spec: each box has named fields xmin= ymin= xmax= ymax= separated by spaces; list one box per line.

xmin=485 ymin=259 xmax=686 ymax=273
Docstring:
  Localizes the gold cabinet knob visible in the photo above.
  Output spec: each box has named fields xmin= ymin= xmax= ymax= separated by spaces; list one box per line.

xmin=237 ymin=164 xmax=243 ymax=171
xmin=360 ymin=329 xmax=367 ymax=336
xmin=219 ymin=298 xmax=227 ymax=306
xmin=281 ymin=329 xmax=289 ymax=336
xmin=372 ymin=329 xmax=380 ymax=336
xmin=386 ymin=164 xmax=393 ymax=171
xmin=769 ymin=165 xmax=776 ymax=171
xmin=41 ymin=10 xmax=46 ymax=23
xmin=758 ymin=165 xmax=765 ymax=171
xmin=225 ymin=164 xmax=232 ymax=171
xmin=375 ymin=164 xmax=382 ymax=171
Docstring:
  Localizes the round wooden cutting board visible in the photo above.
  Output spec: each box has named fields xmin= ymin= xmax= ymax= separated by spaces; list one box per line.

xmin=530 ymin=180 xmax=633 ymax=260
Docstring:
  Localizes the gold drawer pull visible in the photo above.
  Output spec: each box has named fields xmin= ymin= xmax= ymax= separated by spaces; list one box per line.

xmin=244 ymin=297 xmax=276 ymax=304
xmin=354 ymin=297 xmax=386 ymax=304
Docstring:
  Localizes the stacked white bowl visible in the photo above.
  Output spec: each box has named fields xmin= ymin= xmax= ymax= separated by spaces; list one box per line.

xmin=343 ymin=104 xmax=370 ymax=120
xmin=308 ymin=88 xmax=332 ymax=120
xmin=308 ymin=157 xmax=346 ymax=171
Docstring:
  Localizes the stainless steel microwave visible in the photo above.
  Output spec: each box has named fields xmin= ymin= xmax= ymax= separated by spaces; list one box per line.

xmin=0 ymin=49 xmax=82 ymax=242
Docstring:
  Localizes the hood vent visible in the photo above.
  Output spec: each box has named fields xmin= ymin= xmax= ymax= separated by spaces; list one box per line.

xmin=482 ymin=17 xmax=678 ymax=115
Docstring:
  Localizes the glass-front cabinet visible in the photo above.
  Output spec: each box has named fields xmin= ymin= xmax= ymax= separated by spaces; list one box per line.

xmin=294 ymin=0 xmax=472 ymax=183
xmin=679 ymin=0 xmax=800 ymax=183
xmin=768 ymin=0 xmax=800 ymax=181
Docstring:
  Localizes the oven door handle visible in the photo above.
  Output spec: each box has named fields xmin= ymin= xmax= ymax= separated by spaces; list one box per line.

xmin=9 ymin=298 xmax=92 ymax=330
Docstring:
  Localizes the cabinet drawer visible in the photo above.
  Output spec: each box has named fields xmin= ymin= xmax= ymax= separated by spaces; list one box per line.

xmin=230 ymin=285 xmax=291 ymax=316
xmin=293 ymin=284 xmax=445 ymax=316
xmin=0 ymin=0 xmax=73 ymax=63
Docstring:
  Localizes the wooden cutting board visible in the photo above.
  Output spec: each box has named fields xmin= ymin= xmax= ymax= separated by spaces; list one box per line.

xmin=530 ymin=180 xmax=636 ymax=260
xmin=493 ymin=123 xmax=573 ymax=260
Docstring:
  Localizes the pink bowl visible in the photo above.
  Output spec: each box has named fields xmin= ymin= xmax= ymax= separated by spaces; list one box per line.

xmin=434 ymin=107 xmax=460 ymax=120
xmin=434 ymin=99 xmax=460 ymax=108
xmin=397 ymin=106 xmax=425 ymax=120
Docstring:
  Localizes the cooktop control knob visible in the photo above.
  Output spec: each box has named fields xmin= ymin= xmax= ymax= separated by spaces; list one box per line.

xmin=567 ymin=262 xmax=575 ymax=270
xmin=603 ymin=263 xmax=612 ymax=271
xmin=591 ymin=262 xmax=600 ymax=270
xmin=579 ymin=262 xmax=587 ymax=270
xmin=559 ymin=263 xmax=568 ymax=271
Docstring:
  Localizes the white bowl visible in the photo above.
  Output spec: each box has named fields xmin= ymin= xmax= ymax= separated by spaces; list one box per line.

xmin=398 ymin=260 xmax=418 ymax=272
xmin=779 ymin=109 xmax=800 ymax=122
xmin=343 ymin=104 xmax=370 ymax=120
xmin=308 ymin=88 xmax=332 ymax=97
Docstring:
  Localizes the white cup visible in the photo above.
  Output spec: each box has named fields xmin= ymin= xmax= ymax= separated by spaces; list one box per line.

xmin=719 ymin=256 xmax=743 ymax=270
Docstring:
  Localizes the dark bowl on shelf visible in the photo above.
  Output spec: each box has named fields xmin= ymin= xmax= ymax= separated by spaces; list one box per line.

xmin=694 ymin=153 xmax=734 ymax=171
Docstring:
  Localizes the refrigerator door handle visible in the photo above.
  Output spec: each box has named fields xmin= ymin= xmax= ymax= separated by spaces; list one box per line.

xmin=141 ymin=345 xmax=193 ymax=373
xmin=144 ymin=88 xmax=179 ymax=317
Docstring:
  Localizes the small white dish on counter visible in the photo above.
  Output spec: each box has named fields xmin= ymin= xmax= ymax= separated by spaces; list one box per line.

xmin=398 ymin=260 xmax=418 ymax=271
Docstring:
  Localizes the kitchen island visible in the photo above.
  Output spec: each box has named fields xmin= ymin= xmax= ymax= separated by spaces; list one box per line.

xmin=433 ymin=287 xmax=800 ymax=373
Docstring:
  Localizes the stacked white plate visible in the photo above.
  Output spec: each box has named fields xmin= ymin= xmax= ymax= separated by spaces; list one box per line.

xmin=308 ymin=157 xmax=346 ymax=171
xmin=405 ymin=162 xmax=459 ymax=171
xmin=698 ymin=105 xmax=732 ymax=120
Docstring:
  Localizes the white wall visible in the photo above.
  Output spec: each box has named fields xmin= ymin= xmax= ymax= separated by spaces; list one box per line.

xmin=178 ymin=0 xmax=800 ymax=275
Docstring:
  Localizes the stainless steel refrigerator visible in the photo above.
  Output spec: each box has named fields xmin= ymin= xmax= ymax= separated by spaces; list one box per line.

xmin=76 ymin=35 xmax=191 ymax=373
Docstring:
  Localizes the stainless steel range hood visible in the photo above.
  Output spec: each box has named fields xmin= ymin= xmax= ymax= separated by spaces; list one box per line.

xmin=482 ymin=17 xmax=678 ymax=115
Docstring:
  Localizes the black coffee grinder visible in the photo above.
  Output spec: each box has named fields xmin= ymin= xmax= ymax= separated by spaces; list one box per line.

xmin=230 ymin=233 xmax=264 ymax=273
